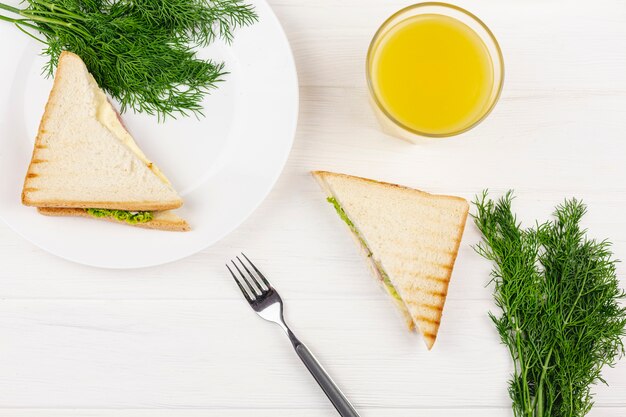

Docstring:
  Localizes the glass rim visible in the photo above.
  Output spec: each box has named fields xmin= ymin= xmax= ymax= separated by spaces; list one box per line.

xmin=366 ymin=2 xmax=505 ymax=138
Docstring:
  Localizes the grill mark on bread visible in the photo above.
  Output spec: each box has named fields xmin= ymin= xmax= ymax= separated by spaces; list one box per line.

xmin=393 ymin=264 xmax=452 ymax=281
xmin=32 ymin=159 xmax=48 ymax=164
xmin=401 ymin=283 xmax=447 ymax=296
xmin=388 ymin=231 xmax=464 ymax=250
xmin=422 ymin=288 xmax=448 ymax=298
xmin=35 ymin=144 xmax=48 ymax=149
xmin=426 ymin=261 xmax=452 ymax=271
xmin=416 ymin=315 xmax=441 ymax=325
xmin=417 ymin=274 xmax=449 ymax=284
xmin=23 ymin=187 xmax=39 ymax=192
xmin=431 ymin=248 xmax=456 ymax=257
xmin=376 ymin=214 xmax=463 ymax=230
xmin=26 ymin=173 xmax=39 ymax=178
xmin=394 ymin=246 xmax=457 ymax=259
xmin=405 ymin=299 xmax=444 ymax=312
xmin=422 ymin=303 xmax=443 ymax=312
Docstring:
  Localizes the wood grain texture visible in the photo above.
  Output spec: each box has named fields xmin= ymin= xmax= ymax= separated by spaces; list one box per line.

xmin=1 ymin=0 xmax=626 ymax=415
xmin=2 ymin=410 xmax=626 ymax=417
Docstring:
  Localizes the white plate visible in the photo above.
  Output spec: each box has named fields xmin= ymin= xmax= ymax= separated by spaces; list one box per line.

xmin=0 ymin=0 xmax=298 ymax=269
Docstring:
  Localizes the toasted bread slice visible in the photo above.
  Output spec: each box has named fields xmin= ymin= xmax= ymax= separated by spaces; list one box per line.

xmin=22 ymin=51 xmax=183 ymax=211
xmin=313 ymin=171 xmax=469 ymax=349
xmin=38 ymin=207 xmax=190 ymax=232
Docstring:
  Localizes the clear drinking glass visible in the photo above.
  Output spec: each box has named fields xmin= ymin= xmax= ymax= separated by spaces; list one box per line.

xmin=366 ymin=2 xmax=504 ymax=142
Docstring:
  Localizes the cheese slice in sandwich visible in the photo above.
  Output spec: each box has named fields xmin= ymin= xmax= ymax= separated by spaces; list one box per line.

xmin=313 ymin=171 xmax=469 ymax=349
xmin=21 ymin=51 xmax=189 ymax=231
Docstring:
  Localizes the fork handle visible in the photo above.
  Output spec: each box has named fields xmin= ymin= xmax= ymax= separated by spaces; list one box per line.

xmin=288 ymin=331 xmax=361 ymax=417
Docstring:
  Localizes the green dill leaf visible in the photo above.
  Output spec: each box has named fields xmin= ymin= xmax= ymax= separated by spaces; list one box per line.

xmin=473 ymin=191 xmax=626 ymax=417
xmin=0 ymin=0 xmax=257 ymax=120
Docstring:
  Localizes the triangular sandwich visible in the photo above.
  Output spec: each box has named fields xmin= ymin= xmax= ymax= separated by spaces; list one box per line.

xmin=313 ymin=171 xmax=468 ymax=349
xmin=21 ymin=51 xmax=188 ymax=231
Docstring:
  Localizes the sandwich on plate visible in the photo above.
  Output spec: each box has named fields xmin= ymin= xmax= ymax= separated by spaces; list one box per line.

xmin=313 ymin=171 xmax=469 ymax=349
xmin=21 ymin=51 xmax=189 ymax=231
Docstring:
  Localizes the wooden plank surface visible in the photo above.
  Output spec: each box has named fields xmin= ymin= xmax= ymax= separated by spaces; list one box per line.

xmin=2 ymin=410 xmax=626 ymax=417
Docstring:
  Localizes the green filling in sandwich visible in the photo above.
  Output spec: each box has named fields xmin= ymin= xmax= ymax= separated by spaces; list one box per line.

xmin=85 ymin=208 xmax=153 ymax=224
xmin=326 ymin=197 xmax=402 ymax=302
xmin=377 ymin=266 xmax=402 ymax=302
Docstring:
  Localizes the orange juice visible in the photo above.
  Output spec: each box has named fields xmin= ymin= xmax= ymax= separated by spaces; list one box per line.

xmin=368 ymin=5 xmax=502 ymax=138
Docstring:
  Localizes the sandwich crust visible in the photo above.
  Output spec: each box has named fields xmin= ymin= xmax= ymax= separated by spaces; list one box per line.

xmin=26 ymin=199 xmax=182 ymax=211
xmin=38 ymin=207 xmax=190 ymax=232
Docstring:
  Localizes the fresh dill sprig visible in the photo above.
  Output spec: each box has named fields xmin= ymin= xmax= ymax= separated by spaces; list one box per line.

xmin=0 ymin=0 xmax=257 ymax=120
xmin=473 ymin=191 xmax=626 ymax=417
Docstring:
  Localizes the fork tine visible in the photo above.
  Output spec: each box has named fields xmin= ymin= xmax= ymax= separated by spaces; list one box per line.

xmin=237 ymin=255 xmax=268 ymax=292
xmin=241 ymin=252 xmax=271 ymax=290
xmin=226 ymin=264 xmax=254 ymax=302
xmin=230 ymin=260 xmax=261 ymax=299
xmin=231 ymin=260 xmax=261 ymax=298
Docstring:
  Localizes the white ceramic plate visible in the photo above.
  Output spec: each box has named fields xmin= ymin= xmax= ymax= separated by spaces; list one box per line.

xmin=0 ymin=0 xmax=298 ymax=269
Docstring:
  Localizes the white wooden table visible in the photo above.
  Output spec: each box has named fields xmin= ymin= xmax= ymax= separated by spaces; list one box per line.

xmin=1 ymin=0 xmax=626 ymax=416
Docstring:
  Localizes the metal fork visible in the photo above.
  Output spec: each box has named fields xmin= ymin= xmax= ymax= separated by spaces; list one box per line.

xmin=226 ymin=253 xmax=361 ymax=417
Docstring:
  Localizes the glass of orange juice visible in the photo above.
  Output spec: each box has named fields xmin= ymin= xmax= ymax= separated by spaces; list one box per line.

xmin=366 ymin=2 xmax=504 ymax=142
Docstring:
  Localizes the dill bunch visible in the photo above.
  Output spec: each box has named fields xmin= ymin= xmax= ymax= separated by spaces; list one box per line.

xmin=0 ymin=0 xmax=257 ymax=119
xmin=474 ymin=191 xmax=626 ymax=417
